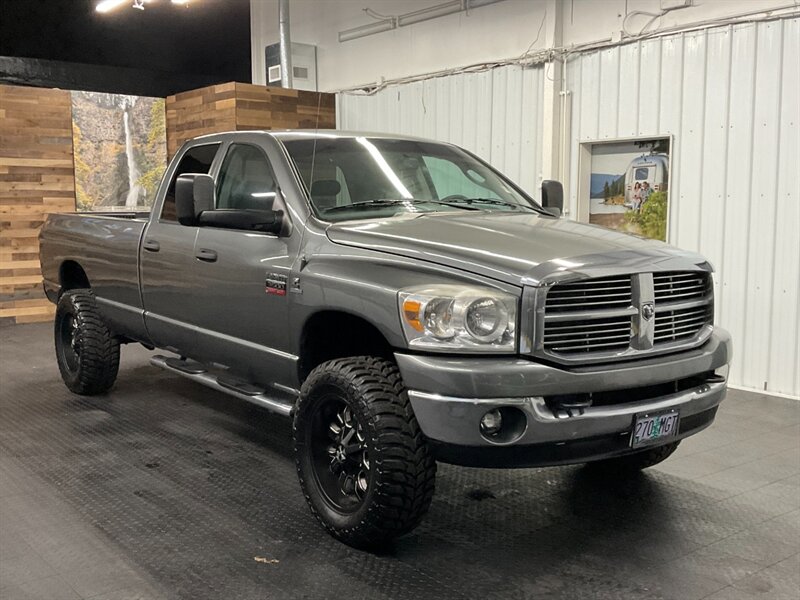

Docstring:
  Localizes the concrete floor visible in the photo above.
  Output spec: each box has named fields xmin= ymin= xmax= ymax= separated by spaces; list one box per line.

xmin=1 ymin=322 xmax=798 ymax=600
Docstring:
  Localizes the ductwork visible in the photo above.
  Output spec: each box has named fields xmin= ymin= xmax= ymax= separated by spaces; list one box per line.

xmin=279 ymin=0 xmax=293 ymax=88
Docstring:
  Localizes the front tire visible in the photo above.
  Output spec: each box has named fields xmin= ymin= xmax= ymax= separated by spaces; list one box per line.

xmin=55 ymin=289 xmax=120 ymax=395
xmin=293 ymin=357 xmax=436 ymax=549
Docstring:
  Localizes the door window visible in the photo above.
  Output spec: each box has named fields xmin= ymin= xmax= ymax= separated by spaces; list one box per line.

xmin=216 ymin=144 xmax=280 ymax=211
xmin=161 ymin=143 xmax=220 ymax=222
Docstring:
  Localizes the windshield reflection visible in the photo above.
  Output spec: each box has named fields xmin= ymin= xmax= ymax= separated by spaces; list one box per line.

xmin=282 ymin=136 xmax=541 ymax=222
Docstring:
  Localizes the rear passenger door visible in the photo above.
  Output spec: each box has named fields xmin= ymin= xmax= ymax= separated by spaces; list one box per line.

xmin=189 ymin=143 xmax=299 ymax=392
xmin=140 ymin=143 xmax=220 ymax=354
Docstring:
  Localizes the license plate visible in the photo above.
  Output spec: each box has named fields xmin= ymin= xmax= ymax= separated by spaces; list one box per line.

xmin=631 ymin=410 xmax=680 ymax=448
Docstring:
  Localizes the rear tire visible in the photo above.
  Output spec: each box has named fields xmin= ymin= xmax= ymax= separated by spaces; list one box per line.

xmin=55 ymin=289 xmax=120 ymax=395
xmin=293 ymin=357 xmax=436 ymax=550
xmin=585 ymin=441 xmax=680 ymax=473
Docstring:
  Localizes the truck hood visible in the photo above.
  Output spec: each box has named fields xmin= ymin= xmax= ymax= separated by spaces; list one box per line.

xmin=326 ymin=212 xmax=710 ymax=286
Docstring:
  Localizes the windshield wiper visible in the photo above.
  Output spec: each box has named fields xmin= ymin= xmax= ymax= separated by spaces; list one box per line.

xmin=321 ymin=199 xmax=480 ymax=214
xmin=443 ymin=197 xmax=541 ymax=212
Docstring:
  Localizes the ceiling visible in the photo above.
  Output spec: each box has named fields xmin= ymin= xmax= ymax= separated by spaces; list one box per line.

xmin=0 ymin=0 xmax=251 ymax=82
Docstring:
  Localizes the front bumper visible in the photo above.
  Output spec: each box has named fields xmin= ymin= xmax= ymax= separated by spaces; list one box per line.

xmin=396 ymin=328 xmax=732 ymax=468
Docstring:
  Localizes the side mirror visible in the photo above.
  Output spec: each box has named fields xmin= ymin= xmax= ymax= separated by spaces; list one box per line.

xmin=176 ymin=174 xmax=215 ymax=226
xmin=541 ymin=180 xmax=563 ymax=217
xmin=197 ymin=209 xmax=284 ymax=235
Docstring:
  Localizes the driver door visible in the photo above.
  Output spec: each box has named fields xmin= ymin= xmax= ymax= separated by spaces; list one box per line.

xmin=189 ymin=142 xmax=299 ymax=392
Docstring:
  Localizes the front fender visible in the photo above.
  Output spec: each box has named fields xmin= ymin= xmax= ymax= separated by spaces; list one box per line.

xmin=288 ymin=248 xmax=521 ymax=356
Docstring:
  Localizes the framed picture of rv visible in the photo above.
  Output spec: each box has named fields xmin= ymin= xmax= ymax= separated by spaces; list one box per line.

xmin=575 ymin=136 xmax=672 ymax=241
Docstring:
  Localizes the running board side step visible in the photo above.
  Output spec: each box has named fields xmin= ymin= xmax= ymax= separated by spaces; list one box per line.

xmin=150 ymin=355 xmax=294 ymax=417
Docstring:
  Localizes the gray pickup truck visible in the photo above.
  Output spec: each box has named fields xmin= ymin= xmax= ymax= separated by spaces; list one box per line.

xmin=40 ymin=131 xmax=731 ymax=548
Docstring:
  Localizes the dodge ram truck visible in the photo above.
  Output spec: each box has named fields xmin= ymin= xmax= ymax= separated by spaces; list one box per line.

xmin=39 ymin=131 xmax=732 ymax=548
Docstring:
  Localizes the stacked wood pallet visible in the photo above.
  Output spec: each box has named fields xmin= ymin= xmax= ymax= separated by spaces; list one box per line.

xmin=166 ymin=82 xmax=336 ymax=158
xmin=0 ymin=85 xmax=75 ymax=325
xmin=0 ymin=81 xmax=335 ymax=326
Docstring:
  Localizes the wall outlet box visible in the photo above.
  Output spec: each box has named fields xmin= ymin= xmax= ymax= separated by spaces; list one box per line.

xmin=660 ymin=0 xmax=691 ymax=10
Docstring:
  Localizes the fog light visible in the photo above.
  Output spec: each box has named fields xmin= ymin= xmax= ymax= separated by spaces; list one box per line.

xmin=480 ymin=409 xmax=503 ymax=436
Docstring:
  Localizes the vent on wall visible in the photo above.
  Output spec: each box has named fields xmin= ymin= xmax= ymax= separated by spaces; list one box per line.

xmin=265 ymin=42 xmax=317 ymax=91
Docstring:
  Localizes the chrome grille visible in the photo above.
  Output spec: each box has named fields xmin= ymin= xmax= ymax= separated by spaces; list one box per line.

xmin=544 ymin=275 xmax=632 ymax=313
xmin=543 ymin=315 xmax=631 ymax=353
xmin=654 ymin=305 xmax=712 ymax=343
xmin=533 ymin=271 xmax=713 ymax=364
xmin=654 ymin=271 xmax=711 ymax=303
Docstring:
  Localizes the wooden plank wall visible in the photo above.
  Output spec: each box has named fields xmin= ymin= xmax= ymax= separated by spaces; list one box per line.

xmin=165 ymin=82 xmax=237 ymax=158
xmin=166 ymin=82 xmax=336 ymax=158
xmin=0 ymin=81 xmax=335 ymax=325
xmin=0 ymin=85 xmax=75 ymax=325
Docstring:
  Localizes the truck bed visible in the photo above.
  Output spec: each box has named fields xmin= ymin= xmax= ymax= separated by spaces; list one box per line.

xmin=39 ymin=212 xmax=149 ymax=339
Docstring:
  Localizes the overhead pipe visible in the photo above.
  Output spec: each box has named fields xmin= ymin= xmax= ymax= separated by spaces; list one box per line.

xmin=339 ymin=0 xmax=508 ymax=43
xmin=279 ymin=0 xmax=293 ymax=88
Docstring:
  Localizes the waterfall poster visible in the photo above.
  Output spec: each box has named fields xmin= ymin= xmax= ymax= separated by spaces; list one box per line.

xmin=70 ymin=91 xmax=167 ymax=212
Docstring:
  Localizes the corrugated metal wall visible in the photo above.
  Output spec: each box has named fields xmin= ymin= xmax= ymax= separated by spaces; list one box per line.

xmin=337 ymin=65 xmax=546 ymax=196
xmin=566 ymin=19 xmax=799 ymax=397
xmin=337 ymin=19 xmax=799 ymax=397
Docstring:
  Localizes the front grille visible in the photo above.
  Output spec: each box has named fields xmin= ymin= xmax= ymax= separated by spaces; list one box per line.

xmin=544 ymin=275 xmax=632 ymax=313
xmin=543 ymin=315 xmax=631 ymax=353
xmin=535 ymin=271 xmax=713 ymax=364
xmin=654 ymin=271 xmax=711 ymax=303
xmin=654 ymin=305 xmax=712 ymax=343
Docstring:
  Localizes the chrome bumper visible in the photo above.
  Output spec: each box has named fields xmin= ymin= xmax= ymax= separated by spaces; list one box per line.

xmin=397 ymin=328 xmax=731 ymax=467
xmin=407 ymin=378 xmax=726 ymax=448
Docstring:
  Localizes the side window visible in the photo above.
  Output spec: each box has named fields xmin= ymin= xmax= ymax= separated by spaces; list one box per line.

xmin=216 ymin=144 xmax=279 ymax=210
xmin=161 ymin=143 xmax=220 ymax=222
xmin=422 ymin=156 xmax=500 ymax=200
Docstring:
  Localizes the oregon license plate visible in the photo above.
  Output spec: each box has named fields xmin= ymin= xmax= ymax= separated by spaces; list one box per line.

xmin=631 ymin=410 xmax=680 ymax=448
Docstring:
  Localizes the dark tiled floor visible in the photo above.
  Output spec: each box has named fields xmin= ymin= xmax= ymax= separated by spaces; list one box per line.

xmin=0 ymin=323 xmax=798 ymax=600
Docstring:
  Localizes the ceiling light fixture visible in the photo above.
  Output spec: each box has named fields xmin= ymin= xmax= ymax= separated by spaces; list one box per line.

xmin=96 ymin=0 xmax=186 ymax=13
xmin=96 ymin=0 xmax=127 ymax=12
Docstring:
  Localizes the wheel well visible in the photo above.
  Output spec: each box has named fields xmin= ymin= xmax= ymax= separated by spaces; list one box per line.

xmin=59 ymin=261 xmax=90 ymax=293
xmin=299 ymin=311 xmax=393 ymax=382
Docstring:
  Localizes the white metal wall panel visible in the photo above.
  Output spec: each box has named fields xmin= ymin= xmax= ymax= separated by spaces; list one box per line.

xmin=567 ymin=19 xmax=800 ymax=396
xmin=720 ymin=24 xmax=757 ymax=396
xmin=770 ymin=18 xmax=800 ymax=397
xmin=335 ymin=19 xmax=798 ymax=397
xmin=337 ymin=65 xmax=546 ymax=196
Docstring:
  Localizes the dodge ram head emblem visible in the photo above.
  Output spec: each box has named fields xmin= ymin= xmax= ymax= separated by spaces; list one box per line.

xmin=641 ymin=302 xmax=655 ymax=321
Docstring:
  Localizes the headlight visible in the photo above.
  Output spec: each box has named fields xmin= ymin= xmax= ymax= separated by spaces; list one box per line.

xmin=398 ymin=285 xmax=517 ymax=352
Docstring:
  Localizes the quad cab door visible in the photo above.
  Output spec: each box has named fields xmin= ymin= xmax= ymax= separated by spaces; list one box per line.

xmin=139 ymin=142 xmax=221 ymax=355
xmin=189 ymin=142 xmax=300 ymax=394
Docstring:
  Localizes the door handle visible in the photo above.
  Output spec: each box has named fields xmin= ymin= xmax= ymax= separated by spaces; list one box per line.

xmin=143 ymin=239 xmax=160 ymax=252
xmin=195 ymin=248 xmax=218 ymax=263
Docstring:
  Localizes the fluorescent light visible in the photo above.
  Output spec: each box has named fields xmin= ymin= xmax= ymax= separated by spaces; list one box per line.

xmin=397 ymin=1 xmax=461 ymax=27
xmin=339 ymin=19 xmax=396 ymax=43
xmin=96 ymin=0 xmax=127 ymax=13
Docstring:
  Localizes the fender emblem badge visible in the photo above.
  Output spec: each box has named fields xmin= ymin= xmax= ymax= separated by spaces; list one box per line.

xmin=265 ymin=273 xmax=287 ymax=296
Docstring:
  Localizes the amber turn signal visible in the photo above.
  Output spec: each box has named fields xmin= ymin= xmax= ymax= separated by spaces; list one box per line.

xmin=402 ymin=299 xmax=424 ymax=331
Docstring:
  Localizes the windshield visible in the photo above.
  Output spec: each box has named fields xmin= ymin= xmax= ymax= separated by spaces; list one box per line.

xmin=281 ymin=136 xmax=541 ymax=222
